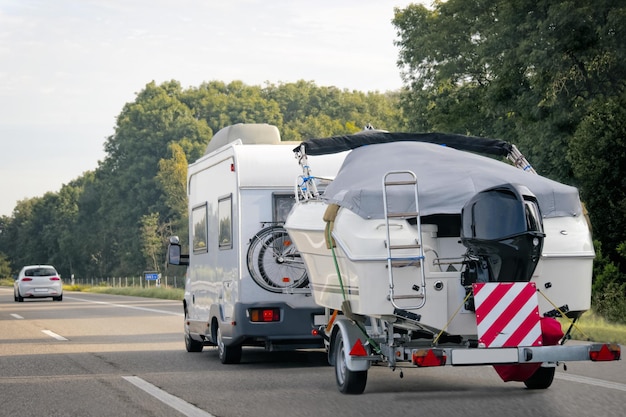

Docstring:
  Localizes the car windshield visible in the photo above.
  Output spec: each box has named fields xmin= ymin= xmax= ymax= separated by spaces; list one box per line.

xmin=25 ymin=268 xmax=57 ymax=277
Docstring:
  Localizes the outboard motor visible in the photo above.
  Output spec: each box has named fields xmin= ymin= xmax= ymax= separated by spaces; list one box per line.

xmin=460 ymin=184 xmax=545 ymax=308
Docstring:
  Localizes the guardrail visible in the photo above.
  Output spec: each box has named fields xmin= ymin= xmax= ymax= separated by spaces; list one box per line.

xmin=70 ymin=275 xmax=184 ymax=289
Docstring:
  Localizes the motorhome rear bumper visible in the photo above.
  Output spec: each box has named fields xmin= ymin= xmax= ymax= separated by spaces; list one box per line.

xmin=225 ymin=302 xmax=326 ymax=350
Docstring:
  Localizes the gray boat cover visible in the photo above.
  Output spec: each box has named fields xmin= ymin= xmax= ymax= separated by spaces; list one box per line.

xmin=320 ymin=141 xmax=582 ymax=219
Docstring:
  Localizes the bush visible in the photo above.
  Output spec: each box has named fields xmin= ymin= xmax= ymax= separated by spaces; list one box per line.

xmin=593 ymin=281 xmax=626 ymax=325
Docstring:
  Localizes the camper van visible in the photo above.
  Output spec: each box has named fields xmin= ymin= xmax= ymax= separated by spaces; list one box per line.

xmin=168 ymin=123 xmax=346 ymax=363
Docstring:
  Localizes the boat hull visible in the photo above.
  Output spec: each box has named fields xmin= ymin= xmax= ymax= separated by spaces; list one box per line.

xmin=285 ymin=200 xmax=594 ymax=334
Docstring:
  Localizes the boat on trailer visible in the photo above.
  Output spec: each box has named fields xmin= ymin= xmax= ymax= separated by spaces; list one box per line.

xmin=284 ymin=130 xmax=620 ymax=394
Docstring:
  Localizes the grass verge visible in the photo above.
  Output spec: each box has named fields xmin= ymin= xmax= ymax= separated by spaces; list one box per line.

xmin=559 ymin=311 xmax=626 ymax=345
xmin=64 ymin=284 xmax=184 ymax=301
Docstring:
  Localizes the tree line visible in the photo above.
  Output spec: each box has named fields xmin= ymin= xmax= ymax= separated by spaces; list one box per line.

xmin=1 ymin=0 xmax=624 ymax=321
xmin=0 ymin=80 xmax=404 ymax=282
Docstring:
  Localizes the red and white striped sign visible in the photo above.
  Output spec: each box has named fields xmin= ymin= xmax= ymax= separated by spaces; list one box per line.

xmin=473 ymin=282 xmax=542 ymax=348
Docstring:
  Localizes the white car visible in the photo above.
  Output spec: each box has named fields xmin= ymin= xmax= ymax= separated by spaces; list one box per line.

xmin=14 ymin=265 xmax=63 ymax=302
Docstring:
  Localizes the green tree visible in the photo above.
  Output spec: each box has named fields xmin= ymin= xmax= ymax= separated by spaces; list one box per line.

xmin=140 ymin=212 xmax=168 ymax=272
xmin=394 ymin=0 xmax=626 ymax=183
xmin=1 ymin=79 xmax=405 ymax=280
xmin=0 ymin=253 xmax=11 ymax=278
xmin=95 ymin=80 xmax=210 ymax=276
xmin=568 ymin=93 xmax=626 ymax=266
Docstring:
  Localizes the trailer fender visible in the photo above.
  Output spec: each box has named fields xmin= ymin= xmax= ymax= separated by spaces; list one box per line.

xmin=329 ymin=317 xmax=371 ymax=372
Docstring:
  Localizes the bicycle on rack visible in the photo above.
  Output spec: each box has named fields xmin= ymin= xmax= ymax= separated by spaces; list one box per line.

xmin=246 ymin=224 xmax=309 ymax=293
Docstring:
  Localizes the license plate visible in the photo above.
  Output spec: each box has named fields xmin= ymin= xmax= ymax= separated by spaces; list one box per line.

xmin=35 ymin=288 xmax=48 ymax=292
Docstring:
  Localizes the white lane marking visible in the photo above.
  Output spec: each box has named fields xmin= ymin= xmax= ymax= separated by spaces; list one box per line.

xmin=555 ymin=373 xmax=626 ymax=392
xmin=41 ymin=330 xmax=68 ymax=341
xmin=10 ymin=314 xmax=24 ymax=319
xmin=123 ymin=376 xmax=215 ymax=417
xmin=65 ymin=296 xmax=183 ymax=317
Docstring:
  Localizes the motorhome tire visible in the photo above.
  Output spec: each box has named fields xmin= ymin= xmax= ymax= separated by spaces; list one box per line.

xmin=523 ymin=366 xmax=555 ymax=389
xmin=217 ymin=326 xmax=242 ymax=364
xmin=246 ymin=225 xmax=308 ymax=292
xmin=185 ymin=331 xmax=203 ymax=352
xmin=334 ymin=331 xmax=367 ymax=394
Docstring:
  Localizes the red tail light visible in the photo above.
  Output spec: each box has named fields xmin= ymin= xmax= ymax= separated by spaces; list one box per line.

xmin=412 ymin=349 xmax=447 ymax=367
xmin=249 ymin=308 xmax=280 ymax=322
xmin=50 ymin=277 xmax=60 ymax=281
xmin=589 ymin=344 xmax=621 ymax=361
xmin=22 ymin=278 xmax=33 ymax=282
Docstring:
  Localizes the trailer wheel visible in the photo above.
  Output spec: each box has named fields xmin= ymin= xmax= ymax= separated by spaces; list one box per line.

xmin=334 ymin=331 xmax=367 ymax=394
xmin=217 ymin=326 xmax=242 ymax=364
xmin=523 ymin=366 xmax=555 ymax=389
xmin=246 ymin=226 xmax=308 ymax=292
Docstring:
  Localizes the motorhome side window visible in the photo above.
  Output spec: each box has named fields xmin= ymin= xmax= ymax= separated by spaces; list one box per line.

xmin=218 ymin=194 xmax=233 ymax=249
xmin=273 ymin=193 xmax=296 ymax=223
xmin=192 ymin=203 xmax=208 ymax=254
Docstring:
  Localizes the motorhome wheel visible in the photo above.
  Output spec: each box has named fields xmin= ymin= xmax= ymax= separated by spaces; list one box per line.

xmin=217 ymin=326 xmax=242 ymax=364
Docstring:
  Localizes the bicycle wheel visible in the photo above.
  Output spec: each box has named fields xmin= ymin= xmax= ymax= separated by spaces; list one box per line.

xmin=246 ymin=226 xmax=309 ymax=292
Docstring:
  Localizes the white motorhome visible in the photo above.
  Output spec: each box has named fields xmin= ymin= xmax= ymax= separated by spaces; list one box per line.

xmin=168 ymin=123 xmax=346 ymax=363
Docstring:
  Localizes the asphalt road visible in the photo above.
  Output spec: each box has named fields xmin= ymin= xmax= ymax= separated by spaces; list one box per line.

xmin=1 ymin=287 xmax=624 ymax=417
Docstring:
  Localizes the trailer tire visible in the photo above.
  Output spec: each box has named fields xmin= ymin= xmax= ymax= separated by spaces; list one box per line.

xmin=334 ymin=331 xmax=367 ymax=394
xmin=217 ymin=326 xmax=242 ymax=364
xmin=523 ymin=366 xmax=555 ymax=389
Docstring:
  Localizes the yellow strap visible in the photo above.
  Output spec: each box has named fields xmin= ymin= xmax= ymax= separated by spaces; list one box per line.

xmin=323 ymin=204 xmax=340 ymax=249
xmin=537 ymin=289 xmax=590 ymax=340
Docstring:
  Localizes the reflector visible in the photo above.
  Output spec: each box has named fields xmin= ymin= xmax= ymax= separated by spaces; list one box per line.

xmin=349 ymin=339 xmax=368 ymax=356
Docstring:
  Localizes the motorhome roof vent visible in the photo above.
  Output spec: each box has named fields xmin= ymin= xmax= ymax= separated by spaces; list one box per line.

xmin=205 ymin=123 xmax=281 ymax=154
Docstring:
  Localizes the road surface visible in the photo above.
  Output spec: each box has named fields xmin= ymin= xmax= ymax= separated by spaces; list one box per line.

xmin=1 ymin=288 xmax=624 ymax=417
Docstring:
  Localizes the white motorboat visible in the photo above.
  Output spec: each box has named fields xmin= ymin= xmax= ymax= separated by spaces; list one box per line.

xmin=284 ymin=131 xmax=594 ymax=336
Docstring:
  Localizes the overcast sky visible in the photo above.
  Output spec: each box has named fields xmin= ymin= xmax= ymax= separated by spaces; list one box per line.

xmin=0 ymin=0 xmax=424 ymax=217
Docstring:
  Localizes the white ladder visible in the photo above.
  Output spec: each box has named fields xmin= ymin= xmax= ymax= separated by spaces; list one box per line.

xmin=382 ymin=171 xmax=426 ymax=311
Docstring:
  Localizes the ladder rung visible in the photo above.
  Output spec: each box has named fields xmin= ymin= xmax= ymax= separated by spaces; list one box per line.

xmin=388 ymin=244 xmax=421 ymax=250
xmin=385 ymin=180 xmax=417 ymax=186
xmin=390 ymin=260 xmax=421 ymax=267
xmin=390 ymin=294 xmax=425 ymax=300
xmin=387 ymin=212 xmax=419 ymax=218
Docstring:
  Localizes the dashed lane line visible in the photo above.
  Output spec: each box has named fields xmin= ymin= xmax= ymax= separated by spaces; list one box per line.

xmin=555 ymin=373 xmax=626 ymax=392
xmin=123 ymin=376 xmax=215 ymax=417
xmin=41 ymin=329 xmax=68 ymax=341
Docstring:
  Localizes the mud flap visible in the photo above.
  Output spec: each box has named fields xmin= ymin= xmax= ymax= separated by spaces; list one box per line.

xmin=330 ymin=317 xmax=371 ymax=372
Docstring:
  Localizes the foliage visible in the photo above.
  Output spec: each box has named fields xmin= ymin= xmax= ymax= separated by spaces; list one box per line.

xmin=393 ymin=0 xmax=626 ymax=294
xmin=568 ymin=92 xmax=626 ymax=265
xmin=560 ymin=310 xmax=626 ymax=344
xmin=80 ymin=285 xmax=184 ymax=301
xmin=592 ymin=282 xmax=626 ymax=325
xmin=0 ymin=252 xmax=11 ymax=278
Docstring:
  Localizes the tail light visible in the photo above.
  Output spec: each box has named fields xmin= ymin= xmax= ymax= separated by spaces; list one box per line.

xmin=412 ymin=349 xmax=447 ymax=367
xmin=22 ymin=278 xmax=33 ymax=282
xmin=50 ymin=277 xmax=61 ymax=281
xmin=249 ymin=308 xmax=280 ymax=322
xmin=589 ymin=344 xmax=621 ymax=361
